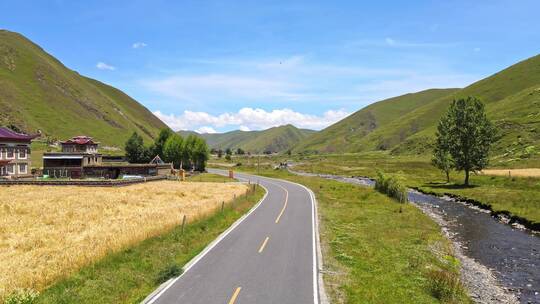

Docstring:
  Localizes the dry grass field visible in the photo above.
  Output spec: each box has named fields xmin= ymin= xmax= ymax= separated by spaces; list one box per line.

xmin=0 ymin=181 xmax=248 ymax=298
xmin=481 ymin=168 xmax=540 ymax=177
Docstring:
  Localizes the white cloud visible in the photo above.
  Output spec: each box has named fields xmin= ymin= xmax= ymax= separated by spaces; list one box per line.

xmin=96 ymin=62 xmax=116 ymax=70
xmin=239 ymin=125 xmax=251 ymax=131
xmin=385 ymin=38 xmax=396 ymax=46
xmin=153 ymin=107 xmax=350 ymax=132
xmin=132 ymin=42 xmax=148 ymax=49
xmin=195 ymin=126 xmax=217 ymax=134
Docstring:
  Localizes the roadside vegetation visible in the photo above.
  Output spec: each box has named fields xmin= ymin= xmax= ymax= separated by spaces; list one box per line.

xmin=221 ymin=164 xmax=470 ymax=303
xmin=125 ymin=128 xmax=209 ymax=171
xmin=0 ymin=181 xmax=249 ymax=300
xmin=290 ymin=153 xmax=540 ymax=226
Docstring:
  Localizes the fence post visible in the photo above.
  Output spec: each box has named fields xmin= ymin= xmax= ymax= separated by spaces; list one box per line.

xmin=181 ymin=214 xmax=186 ymax=235
xmin=221 ymin=201 xmax=225 ymax=213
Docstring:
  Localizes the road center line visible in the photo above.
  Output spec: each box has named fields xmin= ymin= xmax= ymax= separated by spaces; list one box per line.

xmin=274 ymin=184 xmax=289 ymax=223
xmin=228 ymin=287 xmax=241 ymax=304
xmin=258 ymin=236 xmax=270 ymax=253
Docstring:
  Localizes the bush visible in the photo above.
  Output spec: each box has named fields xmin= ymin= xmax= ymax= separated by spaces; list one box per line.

xmin=427 ymin=269 xmax=468 ymax=303
xmin=374 ymin=171 xmax=409 ymax=203
xmin=155 ymin=264 xmax=183 ymax=284
xmin=4 ymin=289 xmax=39 ymax=304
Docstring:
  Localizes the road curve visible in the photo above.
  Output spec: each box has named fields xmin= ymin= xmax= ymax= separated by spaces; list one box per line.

xmin=144 ymin=169 xmax=320 ymax=304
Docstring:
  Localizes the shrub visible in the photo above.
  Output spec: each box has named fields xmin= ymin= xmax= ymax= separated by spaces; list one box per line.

xmin=427 ymin=269 xmax=468 ymax=303
xmin=374 ymin=171 xmax=408 ymax=203
xmin=155 ymin=264 xmax=183 ymax=284
xmin=4 ymin=289 xmax=39 ymax=304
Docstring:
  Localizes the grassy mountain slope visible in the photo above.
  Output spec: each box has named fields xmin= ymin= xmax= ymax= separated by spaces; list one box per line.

xmin=0 ymin=30 xmax=167 ymax=146
xmin=295 ymin=54 xmax=540 ymax=159
xmin=293 ymin=88 xmax=458 ymax=153
xmin=376 ymin=54 xmax=540 ymax=156
xmin=179 ymin=124 xmax=316 ymax=153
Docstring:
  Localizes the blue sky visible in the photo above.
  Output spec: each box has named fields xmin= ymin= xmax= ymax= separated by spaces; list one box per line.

xmin=2 ymin=0 xmax=540 ymax=133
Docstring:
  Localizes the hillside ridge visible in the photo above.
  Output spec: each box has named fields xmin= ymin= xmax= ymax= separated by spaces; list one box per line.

xmin=0 ymin=30 xmax=167 ymax=146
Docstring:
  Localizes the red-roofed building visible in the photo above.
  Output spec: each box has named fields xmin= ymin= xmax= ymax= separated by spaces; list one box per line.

xmin=0 ymin=127 xmax=38 ymax=178
xmin=43 ymin=136 xmax=102 ymax=178
xmin=43 ymin=135 xmax=172 ymax=179
xmin=60 ymin=136 xmax=99 ymax=153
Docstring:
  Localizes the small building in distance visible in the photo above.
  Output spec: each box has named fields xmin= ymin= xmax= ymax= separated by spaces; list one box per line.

xmin=43 ymin=135 xmax=172 ymax=179
xmin=43 ymin=136 xmax=102 ymax=178
xmin=0 ymin=127 xmax=38 ymax=178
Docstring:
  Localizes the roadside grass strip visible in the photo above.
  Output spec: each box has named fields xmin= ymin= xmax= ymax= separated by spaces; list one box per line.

xmin=31 ymin=186 xmax=265 ymax=304
xmin=244 ymin=169 xmax=470 ymax=304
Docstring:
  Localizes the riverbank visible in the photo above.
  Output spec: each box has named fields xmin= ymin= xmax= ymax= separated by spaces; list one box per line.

xmin=286 ymin=169 xmax=538 ymax=304
xmin=413 ymin=200 xmax=518 ymax=304
xmin=289 ymin=153 xmax=540 ymax=228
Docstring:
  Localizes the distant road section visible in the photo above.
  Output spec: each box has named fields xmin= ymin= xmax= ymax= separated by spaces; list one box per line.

xmin=145 ymin=169 xmax=320 ymax=304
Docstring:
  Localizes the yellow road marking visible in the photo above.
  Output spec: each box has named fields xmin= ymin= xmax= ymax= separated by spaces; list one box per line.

xmin=274 ymin=183 xmax=289 ymax=223
xmin=228 ymin=287 xmax=242 ymax=304
xmin=258 ymin=236 xmax=270 ymax=253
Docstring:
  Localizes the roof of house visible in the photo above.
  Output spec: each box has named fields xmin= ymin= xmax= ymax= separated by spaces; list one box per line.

xmin=0 ymin=127 xmax=38 ymax=141
xmin=150 ymin=155 xmax=165 ymax=165
xmin=61 ymin=136 xmax=99 ymax=145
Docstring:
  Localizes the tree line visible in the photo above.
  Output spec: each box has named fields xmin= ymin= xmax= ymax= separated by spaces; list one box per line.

xmin=125 ymin=129 xmax=209 ymax=171
xmin=432 ymin=97 xmax=497 ymax=186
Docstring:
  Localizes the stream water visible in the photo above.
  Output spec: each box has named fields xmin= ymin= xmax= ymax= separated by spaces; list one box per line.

xmin=291 ymin=170 xmax=540 ymax=303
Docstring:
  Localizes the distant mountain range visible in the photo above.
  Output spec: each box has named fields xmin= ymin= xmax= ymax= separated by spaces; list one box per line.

xmin=294 ymin=54 xmax=540 ymax=158
xmin=178 ymin=124 xmax=316 ymax=154
xmin=3 ymin=30 xmax=538 ymax=159
xmin=0 ymin=30 xmax=167 ymax=146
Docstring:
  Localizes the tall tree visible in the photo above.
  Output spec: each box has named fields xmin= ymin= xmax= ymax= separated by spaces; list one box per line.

xmin=192 ymin=137 xmax=210 ymax=171
xmin=183 ymin=135 xmax=198 ymax=170
xmin=125 ymin=132 xmax=147 ymax=163
xmin=443 ymin=97 xmax=496 ymax=186
xmin=432 ymin=112 xmax=454 ymax=183
xmin=152 ymin=128 xmax=174 ymax=159
xmin=163 ymin=134 xmax=184 ymax=168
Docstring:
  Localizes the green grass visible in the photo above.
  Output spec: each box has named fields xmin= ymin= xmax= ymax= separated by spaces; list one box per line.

xmin=186 ymin=173 xmax=237 ymax=183
xmin=0 ymin=30 xmax=167 ymax=148
xmin=293 ymin=89 xmax=458 ymax=154
xmin=291 ymin=153 xmax=540 ymax=225
xmin=179 ymin=124 xmax=315 ymax=154
xmin=229 ymin=166 xmax=470 ymax=303
xmin=34 ymin=186 xmax=265 ymax=304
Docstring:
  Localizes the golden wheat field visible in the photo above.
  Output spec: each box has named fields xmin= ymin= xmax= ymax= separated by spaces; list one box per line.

xmin=0 ymin=181 xmax=248 ymax=298
xmin=481 ymin=168 xmax=540 ymax=177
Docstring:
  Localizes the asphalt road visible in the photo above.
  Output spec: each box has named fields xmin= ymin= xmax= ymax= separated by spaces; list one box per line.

xmin=145 ymin=169 xmax=319 ymax=304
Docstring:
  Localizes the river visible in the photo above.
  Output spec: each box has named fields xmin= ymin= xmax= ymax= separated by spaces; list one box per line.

xmin=291 ymin=170 xmax=540 ymax=303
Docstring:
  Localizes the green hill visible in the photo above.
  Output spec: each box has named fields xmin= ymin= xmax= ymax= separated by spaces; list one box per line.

xmin=0 ymin=30 xmax=167 ymax=147
xmin=295 ymin=54 xmax=540 ymax=159
xmin=293 ymin=88 xmax=458 ymax=153
xmin=179 ymin=124 xmax=316 ymax=153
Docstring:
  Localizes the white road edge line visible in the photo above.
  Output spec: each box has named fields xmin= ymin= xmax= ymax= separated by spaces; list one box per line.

xmin=144 ymin=178 xmax=269 ymax=304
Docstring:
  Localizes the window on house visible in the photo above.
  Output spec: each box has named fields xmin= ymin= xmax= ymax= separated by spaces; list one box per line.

xmin=7 ymin=148 xmax=14 ymax=159
xmin=19 ymin=148 xmax=27 ymax=159
xmin=19 ymin=163 xmax=27 ymax=174
xmin=7 ymin=164 xmax=14 ymax=174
